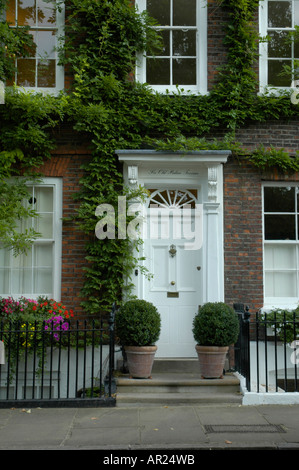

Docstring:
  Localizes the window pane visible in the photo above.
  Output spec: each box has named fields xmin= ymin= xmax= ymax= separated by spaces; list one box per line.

xmin=37 ymin=0 xmax=56 ymax=26
xmin=0 ymin=269 xmax=9 ymax=293
xmin=37 ymin=59 xmax=55 ymax=87
xmin=147 ymin=0 xmax=170 ymax=25
xmin=35 ymin=187 xmax=53 ymax=212
xmin=268 ymin=1 xmax=292 ymax=28
xmin=264 ymin=244 xmax=296 ymax=269
xmin=34 ymin=268 xmax=52 ymax=293
xmin=268 ymin=60 xmax=292 ymax=86
xmin=11 ymin=268 xmax=33 ymax=294
xmin=6 ymin=0 xmax=16 ymax=25
xmin=37 ymin=30 xmax=56 ymax=59
xmin=18 ymin=0 xmax=36 ymax=26
xmin=173 ymin=30 xmax=196 ymax=56
xmin=264 ymin=186 xmax=295 ymax=212
xmin=0 ymin=248 xmax=11 ymax=293
xmin=16 ymin=250 xmax=33 ymax=268
xmin=268 ymin=31 xmax=291 ymax=57
xmin=173 ymin=58 xmax=196 ymax=85
xmin=0 ymin=248 xmax=10 ymax=268
xmin=265 ymin=272 xmax=297 ymax=297
xmin=34 ymin=244 xmax=52 ymax=267
xmin=147 ymin=58 xmax=170 ymax=84
xmin=34 ymin=213 xmax=53 ymax=238
xmin=173 ymin=0 xmax=196 ymax=26
xmin=295 ymin=2 xmax=299 ymax=26
xmin=16 ymin=58 xmax=36 ymax=86
xmin=155 ymin=30 xmax=170 ymax=56
xmin=264 ymin=214 xmax=296 ymax=239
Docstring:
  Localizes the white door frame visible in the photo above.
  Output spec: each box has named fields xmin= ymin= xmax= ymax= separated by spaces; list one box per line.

xmin=116 ymin=149 xmax=230 ymax=307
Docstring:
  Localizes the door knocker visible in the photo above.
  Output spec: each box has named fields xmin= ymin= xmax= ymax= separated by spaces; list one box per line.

xmin=169 ymin=244 xmax=177 ymax=257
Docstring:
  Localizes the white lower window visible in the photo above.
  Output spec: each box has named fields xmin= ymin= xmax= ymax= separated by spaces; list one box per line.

xmin=263 ymin=184 xmax=299 ymax=305
xmin=0 ymin=178 xmax=62 ymax=300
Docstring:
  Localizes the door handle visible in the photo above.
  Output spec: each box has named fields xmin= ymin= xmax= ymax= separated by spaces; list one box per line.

xmin=171 ymin=281 xmax=176 ymax=286
xmin=197 ymin=266 xmax=201 ymax=271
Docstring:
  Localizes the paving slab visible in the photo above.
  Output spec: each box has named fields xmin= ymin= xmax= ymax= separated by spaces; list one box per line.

xmin=0 ymin=404 xmax=298 ymax=451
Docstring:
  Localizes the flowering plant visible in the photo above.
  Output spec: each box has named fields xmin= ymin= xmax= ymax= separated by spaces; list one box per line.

xmin=0 ymin=296 xmax=74 ymax=322
xmin=34 ymin=297 xmax=74 ymax=321
xmin=0 ymin=297 xmax=39 ymax=319
xmin=44 ymin=315 xmax=70 ymax=341
xmin=0 ymin=296 xmax=75 ymax=353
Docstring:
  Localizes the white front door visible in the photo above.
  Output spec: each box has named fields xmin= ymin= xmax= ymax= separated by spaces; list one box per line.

xmin=116 ymin=149 xmax=230 ymax=359
xmin=143 ymin=189 xmax=202 ymax=357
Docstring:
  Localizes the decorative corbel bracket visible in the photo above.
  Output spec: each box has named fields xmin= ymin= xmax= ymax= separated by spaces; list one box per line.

xmin=208 ymin=166 xmax=218 ymax=202
xmin=128 ymin=165 xmax=138 ymax=186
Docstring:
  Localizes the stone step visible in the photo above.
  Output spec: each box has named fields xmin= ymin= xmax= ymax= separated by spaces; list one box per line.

xmin=115 ymin=370 xmax=242 ymax=406
xmin=152 ymin=358 xmax=200 ymax=374
xmin=116 ymin=392 xmax=242 ymax=406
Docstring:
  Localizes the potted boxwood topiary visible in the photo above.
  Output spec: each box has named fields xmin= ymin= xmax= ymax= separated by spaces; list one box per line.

xmin=115 ymin=299 xmax=161 ymax=378
xmin=192 ymin=302 xmax=239 ymax=379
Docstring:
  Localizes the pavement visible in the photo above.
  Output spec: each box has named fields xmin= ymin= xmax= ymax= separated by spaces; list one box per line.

xmin=0 ymin=402 xmax=299 ymax=454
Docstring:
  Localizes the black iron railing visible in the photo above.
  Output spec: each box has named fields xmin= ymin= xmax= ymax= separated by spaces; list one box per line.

xmin=234 ymin=304 xmax=299 ymax=393
xmin=0 ymin=304 xmax=116 ymax=407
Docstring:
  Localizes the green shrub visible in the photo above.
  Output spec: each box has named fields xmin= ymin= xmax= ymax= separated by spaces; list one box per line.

xmin=115 ymin=299 xmax=161 ymax=346
xmin=192 ymin=302 xmax=239 ymax=347
xmin=260 ymin=308 xmax=299 ymax=343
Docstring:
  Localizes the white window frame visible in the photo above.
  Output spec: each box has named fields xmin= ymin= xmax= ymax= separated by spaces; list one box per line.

xmin=0 ymin=178 xmax=63 ymax=301
xmin=259 ymin=0 xmax=299 ymax=94
xmin=135 ymin=0 xmax=207 ymax=94
xmin=263 ymin=182 xmax=299 ymax=308
xmin=6 ymin=1 xmax=65 ymax=95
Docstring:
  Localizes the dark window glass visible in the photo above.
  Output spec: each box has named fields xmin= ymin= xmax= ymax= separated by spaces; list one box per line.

xmin=264 ymin=214 xmax=296 ymax=240
xmin=173 ymin=58 xmax=196 ymax=85
xmin=264 ymin=187 xmax=295 ymax=212
xmin=268 ymin=31 xmax=291 ymax=58
xmin=17 ymin=58 xmax=35 ymax=86
xmin=268 ymin=1 xmax=292 ymax=28
xmin=38 ymin=59 xmax=55 ymax=87
xmin=147 ymin=0 xmax=170 ymax=25
xmin=173 ymin=0 xmax=196 ymax=26
xmin=147 ymin=58 xmax=170 ymax=84
xmin=173 ymin=30 xmax=196 ymax=56
xmin=268 ymin=60 xmax=292 ymax=86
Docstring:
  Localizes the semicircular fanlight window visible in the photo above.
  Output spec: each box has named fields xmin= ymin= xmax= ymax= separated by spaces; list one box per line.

xmin=148 ymin=189 xmax=197 ymax=209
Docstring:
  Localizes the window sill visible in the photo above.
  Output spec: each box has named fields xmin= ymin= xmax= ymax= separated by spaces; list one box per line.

xmin=140 ymin=84 xmax=208 ymax=96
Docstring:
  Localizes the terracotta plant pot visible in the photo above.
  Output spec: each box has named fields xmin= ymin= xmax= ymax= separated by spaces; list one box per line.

xmin=125 ymin=345 xmax=157 ymax=379
xmin=195 ymin=345 xmax=229 ymax=379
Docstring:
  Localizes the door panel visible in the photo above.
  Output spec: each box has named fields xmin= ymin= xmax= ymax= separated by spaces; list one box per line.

xmin=143 ymin=194 xmax=202 ymax=358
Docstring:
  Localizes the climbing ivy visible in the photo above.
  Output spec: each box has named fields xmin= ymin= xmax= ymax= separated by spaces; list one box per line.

xmin=0 ymin=0 xmax=299 ymax=314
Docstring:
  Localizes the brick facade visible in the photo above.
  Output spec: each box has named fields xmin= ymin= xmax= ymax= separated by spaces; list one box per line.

xmin=223 ymin=119 xmax=299 ymax=313
xmin=37 ymin=140 xmax=92 ymax=317
xmin=223 ymin=157 xmax=264 ymax=313
xmin=23 ymin=2 xmax=299 ymax=316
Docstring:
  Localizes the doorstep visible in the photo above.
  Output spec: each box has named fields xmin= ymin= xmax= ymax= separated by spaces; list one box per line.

xmin=115 ymin=359 xmax=242 ymax=406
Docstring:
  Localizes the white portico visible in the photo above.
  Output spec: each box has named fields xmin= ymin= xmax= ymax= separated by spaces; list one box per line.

xmin=116 ymin=150 xmax=230 ymax=357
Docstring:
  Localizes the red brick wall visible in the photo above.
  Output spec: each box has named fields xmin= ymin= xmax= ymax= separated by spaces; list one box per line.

xmin=207 ymin=0 xmax=229 ymax=90
xmin=38 ymin=144 xmax=91 ymax=318
xmin=223 ymin=157 xmax=264 ymax=313
xmin=223 ymin=117 xmax=299 ymax=314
